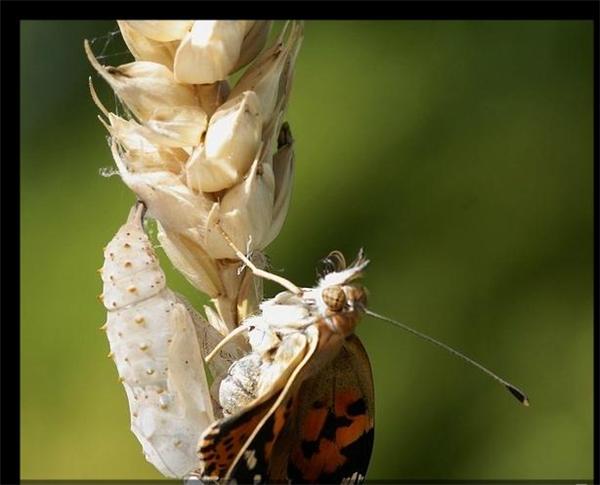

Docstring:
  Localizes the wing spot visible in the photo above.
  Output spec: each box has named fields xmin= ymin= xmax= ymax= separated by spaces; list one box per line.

xmin=199 ymin=444 xmax=214 ymax=454
xmin=346 ymin=398 xmax=367 ymax=417
xmin=243 ymin=449 xmax=257 ymax=470
xmin=301 ymin=439 xmax=319 ymax=459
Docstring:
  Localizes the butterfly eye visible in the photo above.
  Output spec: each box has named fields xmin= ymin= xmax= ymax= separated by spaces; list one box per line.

xmin=322 ymin=285 xmax=347 ymax=312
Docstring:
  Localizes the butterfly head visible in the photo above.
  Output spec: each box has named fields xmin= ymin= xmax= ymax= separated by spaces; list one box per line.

xmin=321 ymin=283 xmax=367 ymax=313
xmin=314 ymin=250 xmax=369 ymax=337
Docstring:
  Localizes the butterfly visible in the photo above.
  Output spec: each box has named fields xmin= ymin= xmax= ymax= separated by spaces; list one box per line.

xmin=193 ymin=248 xmax=375 ymax=484
xmin=191 ymin=227 xmax=530 ymax=483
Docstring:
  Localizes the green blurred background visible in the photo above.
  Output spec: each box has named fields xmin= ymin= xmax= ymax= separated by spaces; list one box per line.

xmin=21 ymin=21 xmax=593 ymax=480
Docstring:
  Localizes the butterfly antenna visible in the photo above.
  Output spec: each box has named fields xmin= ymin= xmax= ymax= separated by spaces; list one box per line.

xmin=365 ymin=309 xmax=530 ymax=407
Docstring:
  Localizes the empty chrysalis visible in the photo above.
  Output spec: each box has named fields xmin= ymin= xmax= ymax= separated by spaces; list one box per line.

xmin=99 ymin=203 xmax=219 ymax=477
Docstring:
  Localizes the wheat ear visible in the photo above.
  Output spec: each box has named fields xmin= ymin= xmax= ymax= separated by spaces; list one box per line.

xmin=89 ymin=20 xmax=303 ymax=478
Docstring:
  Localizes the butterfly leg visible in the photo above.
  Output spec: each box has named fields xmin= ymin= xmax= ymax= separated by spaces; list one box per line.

xmin=216 ymin=222 xmax=303 ymax=295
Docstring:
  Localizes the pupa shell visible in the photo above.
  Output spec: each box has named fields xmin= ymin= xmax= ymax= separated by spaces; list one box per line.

xmin=100 ymin=203 xmax=215 ymax=478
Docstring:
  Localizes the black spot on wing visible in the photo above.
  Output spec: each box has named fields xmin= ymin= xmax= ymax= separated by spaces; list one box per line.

xmin=346 ymin=398 xmax=367 ymax=417
xmin=199 ymin=444 xmax=214 ymax=454
xmin=287 ymin=460 xmax=305 ymax=483
xmin=203 ymin=463 xmax=216 ymax=476
xmin=321 ymin=409 xmax=353 ymax=441
xmin=300 ymin=439 xmax=319 ymax=459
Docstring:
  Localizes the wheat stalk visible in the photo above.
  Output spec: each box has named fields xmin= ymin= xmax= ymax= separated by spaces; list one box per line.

xmin=89 ymin=20 xmax=302 ymax=331
xmin=89 ymin=20 xmax=303 ymax=478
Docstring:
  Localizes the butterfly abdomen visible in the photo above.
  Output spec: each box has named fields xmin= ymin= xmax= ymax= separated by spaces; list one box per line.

xmin=219 ymin=353 xmax=262 ymax=415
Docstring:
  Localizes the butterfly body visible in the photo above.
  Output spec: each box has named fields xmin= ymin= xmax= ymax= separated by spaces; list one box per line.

xmin=195 ymin=251 xmax=374 ymax=483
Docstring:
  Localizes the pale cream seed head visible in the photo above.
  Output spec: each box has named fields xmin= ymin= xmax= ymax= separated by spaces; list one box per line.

xmin=126 ymin=21 xmax=193 ymax=42
xmin=118 ymin=21 xmax=177 ymax=68
xmin=173 ymin=21 xmax=251 ymax=84
xmin=94 ymin=19 xmax=303 ymax=358
xmin=186 ymin=90 xmax=263 ymax=193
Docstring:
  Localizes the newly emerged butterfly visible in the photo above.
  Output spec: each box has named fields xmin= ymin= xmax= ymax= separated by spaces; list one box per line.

xmin=99 ymin=203 xmax=245 ymax=477
xmin=191 ymin=228 xmax=529 ymax=484
xmin=193 ymin=237 xmax=374 ymax=484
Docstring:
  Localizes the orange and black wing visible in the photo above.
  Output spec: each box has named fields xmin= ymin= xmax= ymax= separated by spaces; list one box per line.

xmin=225 ymin=392 xmax=300 ymax=483
xmin=199 ymin=328 xmax=320 ymax=482
xmin=197 ymin=395 xmax=275 ymax=479
xmin=287 ymin=335 xmax=375 ymax=483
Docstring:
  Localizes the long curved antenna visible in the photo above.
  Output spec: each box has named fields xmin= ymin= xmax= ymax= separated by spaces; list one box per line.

xmin=365 ymin=309 xmax=530 ymax=406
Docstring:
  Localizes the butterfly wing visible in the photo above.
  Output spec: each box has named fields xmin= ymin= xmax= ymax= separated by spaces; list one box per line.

xmin=196 ymin=395 xmax=277 ymax=479
xmin=228 ymin=334 xmax=374 ymax=484
xmin=287 ymin=335 xmax=375 ymax=483
xmin=225 ymin=392 xmax=299 ymax=483
xmin=197 ymin=324 xmax=320 ymax=481
xmin=197 ymin=330 xmax=374 ymax=484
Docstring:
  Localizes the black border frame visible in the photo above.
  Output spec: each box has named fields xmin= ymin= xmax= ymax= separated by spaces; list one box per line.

xmin=2 ymin=2 xmax=597 ymax=484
